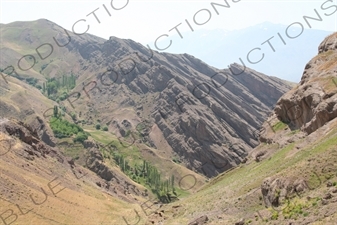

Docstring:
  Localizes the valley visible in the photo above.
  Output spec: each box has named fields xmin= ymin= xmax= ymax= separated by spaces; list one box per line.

xmin=0 ymin=19 xmax=336 ymax=225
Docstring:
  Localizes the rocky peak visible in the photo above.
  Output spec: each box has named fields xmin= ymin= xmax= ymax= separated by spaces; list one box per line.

xmin=319 ymin=33 xmax=337 ymax=53
xmin=261 ymin=32 xmax=337 ymax=142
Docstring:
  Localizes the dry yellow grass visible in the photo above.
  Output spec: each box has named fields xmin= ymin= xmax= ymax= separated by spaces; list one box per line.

xmin=0 ymin=132 xmax=145 ymax=225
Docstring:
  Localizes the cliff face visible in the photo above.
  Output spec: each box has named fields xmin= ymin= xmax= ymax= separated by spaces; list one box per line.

xmin=266 ymin=33 xmax=337 ymax=137
xmin=149 ymin=63 xmax=290 ymax=177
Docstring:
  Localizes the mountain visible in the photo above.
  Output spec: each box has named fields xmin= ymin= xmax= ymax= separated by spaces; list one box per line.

xmin=155 ymin=22 xmax=332 ymax=82
xmin=0 ymin=19 xmax=307 ymax=224
xmin=0 ymin=19 xmax=292 ymax=178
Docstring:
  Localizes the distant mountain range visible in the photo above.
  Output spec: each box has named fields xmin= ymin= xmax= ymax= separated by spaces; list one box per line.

xmin=154 ymin=22 xmax=332 ymax=82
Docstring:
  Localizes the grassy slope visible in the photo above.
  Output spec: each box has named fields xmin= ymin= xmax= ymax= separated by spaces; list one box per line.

xmin=159 ymin=118 xmax=337 ymax=224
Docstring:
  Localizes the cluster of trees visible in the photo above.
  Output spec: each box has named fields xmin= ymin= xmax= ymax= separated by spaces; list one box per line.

xmin=114 ymin=155 xmax=130 ymax=172
xmin=50 ymin=106 xmax=89 ymax=143
xmin=42 ymin=73 xmax=76 ymax=101
xmin=142 ymin=161 xmax=176 ymax=200
xmin=113 ymin=155 xmax=177 ymax=203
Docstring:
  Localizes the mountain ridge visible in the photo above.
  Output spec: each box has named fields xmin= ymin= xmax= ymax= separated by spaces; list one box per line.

xmin=0 ymin=19 xmax=294 ymax=177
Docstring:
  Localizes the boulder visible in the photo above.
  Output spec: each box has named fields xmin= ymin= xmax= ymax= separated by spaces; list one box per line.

xmin=188 ymin=215 xmax=209 ymax=225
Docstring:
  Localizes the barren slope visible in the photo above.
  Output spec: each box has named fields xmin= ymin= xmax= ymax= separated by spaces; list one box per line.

xmin=0 ymin=119 xmax=147 ymax=225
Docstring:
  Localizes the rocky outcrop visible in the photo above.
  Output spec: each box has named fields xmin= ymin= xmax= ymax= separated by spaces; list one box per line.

xmin=265 ymin=33 xmax=337 ymax=136
xmin=318 ymin=33 xmax=337 ymax=54
xmin=0 ymin=118 xmax=63 ymax=162
xmin=188 ymin=215 xmax=209 ymax=225
xmin=261 ymin=177 xmax=309 ymax=207
xmin=30 ymin=116 xmax=56 ymax=147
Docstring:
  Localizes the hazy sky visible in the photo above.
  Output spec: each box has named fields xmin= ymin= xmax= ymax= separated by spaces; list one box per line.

xmin=1 ymin=0 xmax=336 ymax=45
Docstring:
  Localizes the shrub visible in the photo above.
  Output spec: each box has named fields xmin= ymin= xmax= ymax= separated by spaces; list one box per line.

xmin=41 ymin=64 xmax=48 ymax=71
xmin=95 ymin=124 xmax=101 ymax=130
xmin=103 ymin=126 xmax=108 ymax=131
xmin=74 ymin=132 xmax=89 ymax=143
xmin=172 ymin=157 xmax=181 ymax=164
xmin=271 ymin=211 xmax=279 ymax=220
xmin=58 ymin=92 xmax=68 ymax=101
xmin=71 ymin=112 xmax=77 ymax=121
xmin=26 ymin=77 xmax=38 ymax=86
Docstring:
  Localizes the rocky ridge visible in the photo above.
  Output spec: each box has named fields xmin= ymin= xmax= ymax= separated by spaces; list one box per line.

xmin=0 ymin=19 xmax=292 ymax=178
xmin=261 ymin=33 xmax=337 ymax=144
xmin=66 ymin=37 xmax=293 ymax=177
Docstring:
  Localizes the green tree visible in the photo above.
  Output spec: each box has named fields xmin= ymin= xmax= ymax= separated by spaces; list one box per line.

xmin=74 ymin=132 xmax=88 ymax=143
xmin=166 ymin=180 xmax=169 ymax=193
xmin=121 ymin=157 xmax=125 ymax=172
xmin=62 ymin=74 xmax=65 ymax=87
xmin=134 ymin=163 xmax=138 ymax=176
xmin=171 ymin=175 xmax=175 ymax=191
xmin=95 ymin=124 xmax=101 ymax=130
xmin=53 ymin=106 xmax=58 ymax=118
